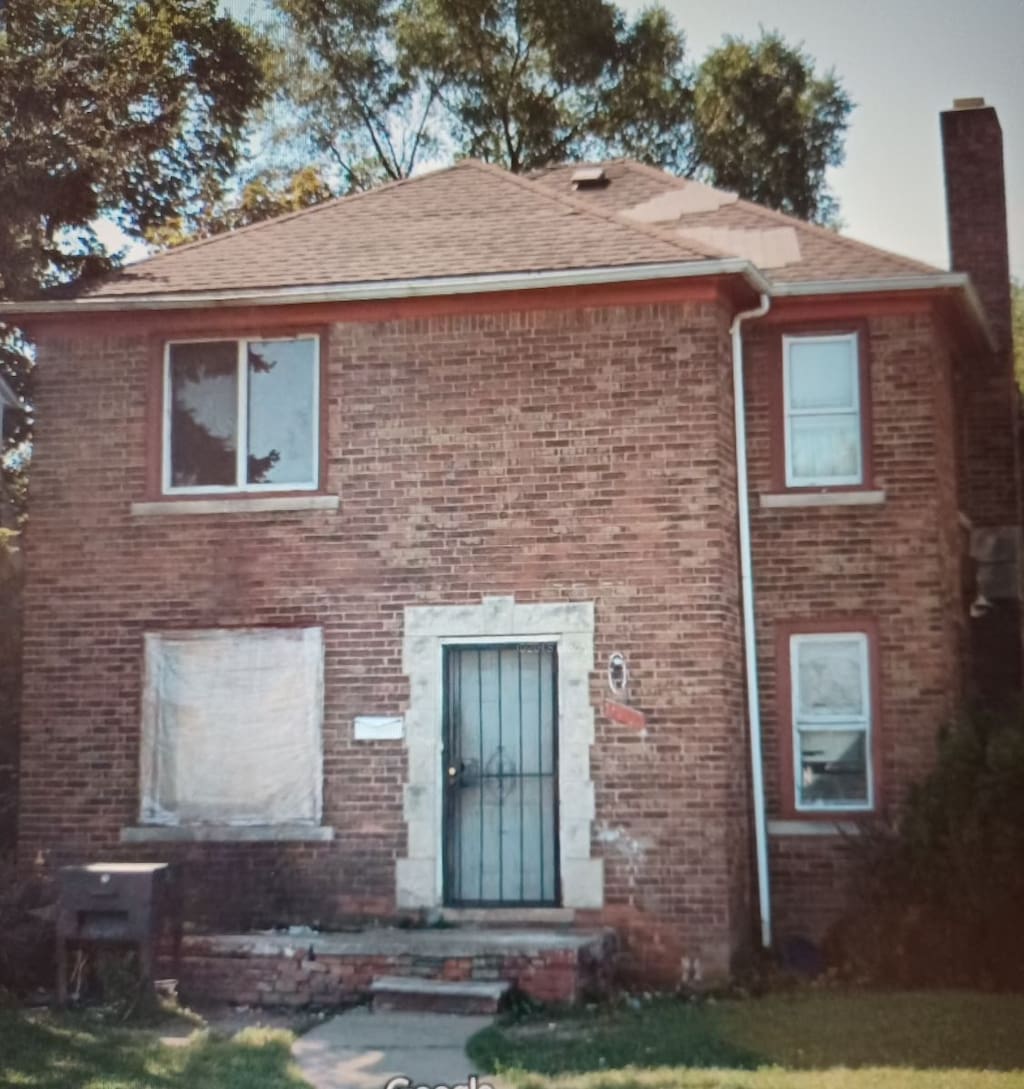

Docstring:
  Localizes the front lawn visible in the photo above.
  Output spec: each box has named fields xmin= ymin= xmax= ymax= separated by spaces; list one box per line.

xmin=0 ymin=1008 xmax=308 ymax=1089
xmin=467 ymin=991 xmax=1024 ymax=1089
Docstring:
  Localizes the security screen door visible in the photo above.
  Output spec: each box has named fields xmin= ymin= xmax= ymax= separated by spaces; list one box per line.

xmin=442 ymin=644 xmax=559 ymax=906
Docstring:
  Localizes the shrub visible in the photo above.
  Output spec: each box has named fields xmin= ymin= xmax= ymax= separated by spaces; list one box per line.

xmin=829 ymin=704 xmax=1024 ymax=988
xmin=0 ymin=860 xmax=55 ymax=997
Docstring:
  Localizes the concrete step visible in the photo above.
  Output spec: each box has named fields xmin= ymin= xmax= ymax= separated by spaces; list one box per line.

xmin=370 ymin=975 xmax=511 ymax=1015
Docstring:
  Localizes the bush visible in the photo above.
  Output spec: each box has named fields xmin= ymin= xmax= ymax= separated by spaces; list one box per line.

xmin=0 ymin=860 xmax=55 ymax=997
xmin=829 ymin=704 xmax=1024 ymax=988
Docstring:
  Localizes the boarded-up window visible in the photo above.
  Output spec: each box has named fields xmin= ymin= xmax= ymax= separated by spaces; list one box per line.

xmin=141 ymin=628 xmax=324 ymax=826
xmin=783 ymin=333 xmax=862 ymax=487
xmin=790 ymin=632 xmax=872 ymax=810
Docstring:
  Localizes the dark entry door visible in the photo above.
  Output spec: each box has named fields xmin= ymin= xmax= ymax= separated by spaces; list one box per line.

xmin=443 ymin=644 xmax=559 ymax=906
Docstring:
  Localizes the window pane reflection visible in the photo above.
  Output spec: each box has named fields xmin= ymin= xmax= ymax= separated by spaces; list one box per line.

xmin=247 ymin=339 xmax=316 ymax=485
xmin=169 ymin=342 xmax=238 ymax=487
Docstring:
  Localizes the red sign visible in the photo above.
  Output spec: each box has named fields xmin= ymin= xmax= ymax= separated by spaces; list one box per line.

xmin=604 ymin=699 xmax=646 ymax=731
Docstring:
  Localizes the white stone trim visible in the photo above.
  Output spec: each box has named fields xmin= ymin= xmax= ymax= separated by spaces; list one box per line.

xmin=130 ymin=494 xmax=340 ymax=517
xmin=120 ymin=824 xmax=334 ymax=843
xmin=767 ymin=819 xmax=862 ymax=837
xmin=759 ymin=490 xmax=886 ymax=509
xmin=398 ymin=596 xmax=601 ymax=910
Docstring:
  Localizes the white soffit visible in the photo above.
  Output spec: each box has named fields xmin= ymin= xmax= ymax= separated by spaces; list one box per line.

xmin=622 ymin=183 xmax=739 ymax=222
xmin=677 ymin=226 xmax=802 ymax=270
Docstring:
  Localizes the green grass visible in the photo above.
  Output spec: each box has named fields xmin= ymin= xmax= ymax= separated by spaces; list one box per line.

xmin=467 ymin=991 xmax=1024 ymax=1089
xmin=0 ymin=1009 xmax=308 ymax=1089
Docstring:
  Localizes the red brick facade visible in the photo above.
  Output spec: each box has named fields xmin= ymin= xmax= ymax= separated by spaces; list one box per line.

xmin=19 ymin=293 xmax=759 ymax=983
xmin=745 ymin=307 xmax=966 ymax=941
xmin=14 ymin=103 xmax=1018 ymax=979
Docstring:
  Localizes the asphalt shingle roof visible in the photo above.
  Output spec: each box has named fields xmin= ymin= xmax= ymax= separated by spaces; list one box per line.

xmin=77 ymin=160 xmax=717 ymax=300
xmin=531 ymin=160 xmax=942 ymax=283
xmin=72 ymin=156 xmax=943 ymax=302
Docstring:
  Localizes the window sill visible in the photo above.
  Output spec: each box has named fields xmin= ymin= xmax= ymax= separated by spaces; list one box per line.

xmin=120 ymin=824 xmax=335 ymax=844
xmin=130 ymin=494 xmax=340 ymax=517
xmin=760 ymin=489 xmax=886 ymax=510
xmin=767 ymin=819 xmax=864 ymax=837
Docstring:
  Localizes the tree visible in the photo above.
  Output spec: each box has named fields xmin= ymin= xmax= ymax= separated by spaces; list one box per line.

xmin=0 ymin=0 xmax=269 ymax=510
xmin=268 ymin=1 xmax=851 ymax=222
xmin=395 ymin=0 xmax=693 ymax=174
xmin=146 ymin=166 xmax=333 ymax=248
xmin=692 ymin=32 xmax=851 ymax=224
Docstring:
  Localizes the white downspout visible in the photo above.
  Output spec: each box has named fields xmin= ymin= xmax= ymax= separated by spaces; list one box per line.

xmin=730 ymin=294 xmax=773 ymax=949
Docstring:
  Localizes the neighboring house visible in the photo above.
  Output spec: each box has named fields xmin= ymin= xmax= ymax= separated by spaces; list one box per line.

xmin=2 ymin=99 xmax=1019 ymax=986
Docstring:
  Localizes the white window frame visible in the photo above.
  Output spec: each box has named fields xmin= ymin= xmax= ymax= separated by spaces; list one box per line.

xmin=782 ymin=332 xmax=863 ymax=488
xmin=163 ymin=333 xmax=320 ymax=495
xmin=790 ymin=631 xmax=874 ymax=812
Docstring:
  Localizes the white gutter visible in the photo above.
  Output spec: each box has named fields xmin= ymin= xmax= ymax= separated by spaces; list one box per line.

xmin=730 ymin=292 xmax=773 ymax=950
xmin=772 ymin=273 xmax=995 ymax=351
xmin=0 ymin=259 xmax=772 ymax=315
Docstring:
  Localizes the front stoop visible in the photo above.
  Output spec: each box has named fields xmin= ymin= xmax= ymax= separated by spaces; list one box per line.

xmin=179 ymin=926 xmax=616 ymax=1008
xmin=371 ymin=976 xmax=510 ymax=1014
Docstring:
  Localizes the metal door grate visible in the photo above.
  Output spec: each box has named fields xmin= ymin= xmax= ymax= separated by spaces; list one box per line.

xmin=442 ymin=644 xmax=559 ymax=906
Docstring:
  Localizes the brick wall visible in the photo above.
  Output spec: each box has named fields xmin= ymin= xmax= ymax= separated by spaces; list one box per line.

xmin=0 ymin=537 xmax=21 ymax=853
xmin=941 ymin=102 xmax=1022 ymax=701
xmin=17 ymin=290 xmax=974 ymax=974
xmin=744 ymin=309 xmax=964 ymax=941
xmin=19 ymin=297 xmax=749 ymax=984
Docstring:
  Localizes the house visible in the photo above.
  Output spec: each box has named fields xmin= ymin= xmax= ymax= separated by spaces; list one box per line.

xmin=2 ymin=99 xmax=1019 ymax=993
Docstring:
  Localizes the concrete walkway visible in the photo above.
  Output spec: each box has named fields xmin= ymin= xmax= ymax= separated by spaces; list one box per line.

xmin=292 ymin=1008 xmax=502 ymax=1089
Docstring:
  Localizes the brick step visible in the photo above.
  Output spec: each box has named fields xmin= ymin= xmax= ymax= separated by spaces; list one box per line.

xmin=370 ymin=975 xmax=510 ymax=1015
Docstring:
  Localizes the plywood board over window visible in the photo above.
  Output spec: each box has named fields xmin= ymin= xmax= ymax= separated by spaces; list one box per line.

xmin=140 ymin=627 xmax=324 ymax=827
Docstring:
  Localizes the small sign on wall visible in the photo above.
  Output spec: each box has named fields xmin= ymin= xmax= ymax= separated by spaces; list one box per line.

xmin=354 ymin=715 xmax=404 ymax=741
xmin=604 ymin=699 xmax=646 ymax=731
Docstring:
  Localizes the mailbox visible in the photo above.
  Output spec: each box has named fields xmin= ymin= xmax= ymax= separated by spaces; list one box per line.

xmin=56 ymin=862 xmax=183 ymax=1006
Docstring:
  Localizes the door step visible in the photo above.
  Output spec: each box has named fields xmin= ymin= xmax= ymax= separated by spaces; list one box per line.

xmin=370 ymin=976 xmax=511 ymax=1015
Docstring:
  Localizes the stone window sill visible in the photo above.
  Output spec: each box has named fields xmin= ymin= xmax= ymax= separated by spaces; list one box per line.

xmin=759 ymin=489 xmax=886 ymax=510
xmin=120 ymin=824 xmax=335 ymax=844
xmin=767 ymin=819 xmax=863 ymax=837
xmin=130 ymin=494 xmax=340 ymax=517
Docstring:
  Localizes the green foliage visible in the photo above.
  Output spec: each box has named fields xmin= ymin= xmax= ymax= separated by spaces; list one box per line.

xmin=0 ymin=0 xmax=270 ymax=514
xmin=269 ymin=0 xmax=851 ymax=220
xmin=467 ymin=991 xmax=1024 ymax=1080
xmin=0 ymin=860 xmax=54 ymax=997
xmin=0 ymin=1010 xmax=306 ymax=1089
xmin=0 ymin=0 xmax=268 ymax=299
xmin=831 ymin=705 xmax=1024 ymax=988
xmin=692 ymin=32 xmax=851 ymax=224
xmin=396 ymin=0 xmax=692 ymax=174
xmin=147 ymin=166 xmax=333 ymax=247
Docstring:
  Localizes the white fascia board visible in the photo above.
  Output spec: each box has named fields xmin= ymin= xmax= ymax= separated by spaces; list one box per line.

xmin=0 ymin=264 xmax=992 ymax=349
xmin=0 ymin=259 xmax=771 ymax=316
xmin=771 ymin=273 xmax=995 ymax=351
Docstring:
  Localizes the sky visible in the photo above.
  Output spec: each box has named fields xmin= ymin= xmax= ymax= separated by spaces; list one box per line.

xmin=632 ymin=0 xmax=1024 ymax=278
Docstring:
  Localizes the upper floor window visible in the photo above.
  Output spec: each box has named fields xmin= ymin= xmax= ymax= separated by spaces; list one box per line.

xmin=164 ymin=335 xmax=319 ymax=494
xmin=783 ymin=333 xmax=862 ymax=487
xmin=790 ymin=630 xmax=874 ymax=811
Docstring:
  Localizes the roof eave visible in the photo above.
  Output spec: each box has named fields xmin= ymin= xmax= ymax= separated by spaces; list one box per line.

xmin=0 ymin=265 xmax=993 ymax=351
xmin=770 ymin=273 xmax=996 ymax=352
xmin=0 ymin=260 xmax=771 ymax=318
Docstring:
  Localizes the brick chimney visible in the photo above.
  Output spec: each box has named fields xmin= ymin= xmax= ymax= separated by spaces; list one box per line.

xmin=941 ymin=98 xmax=1022 ymax=700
